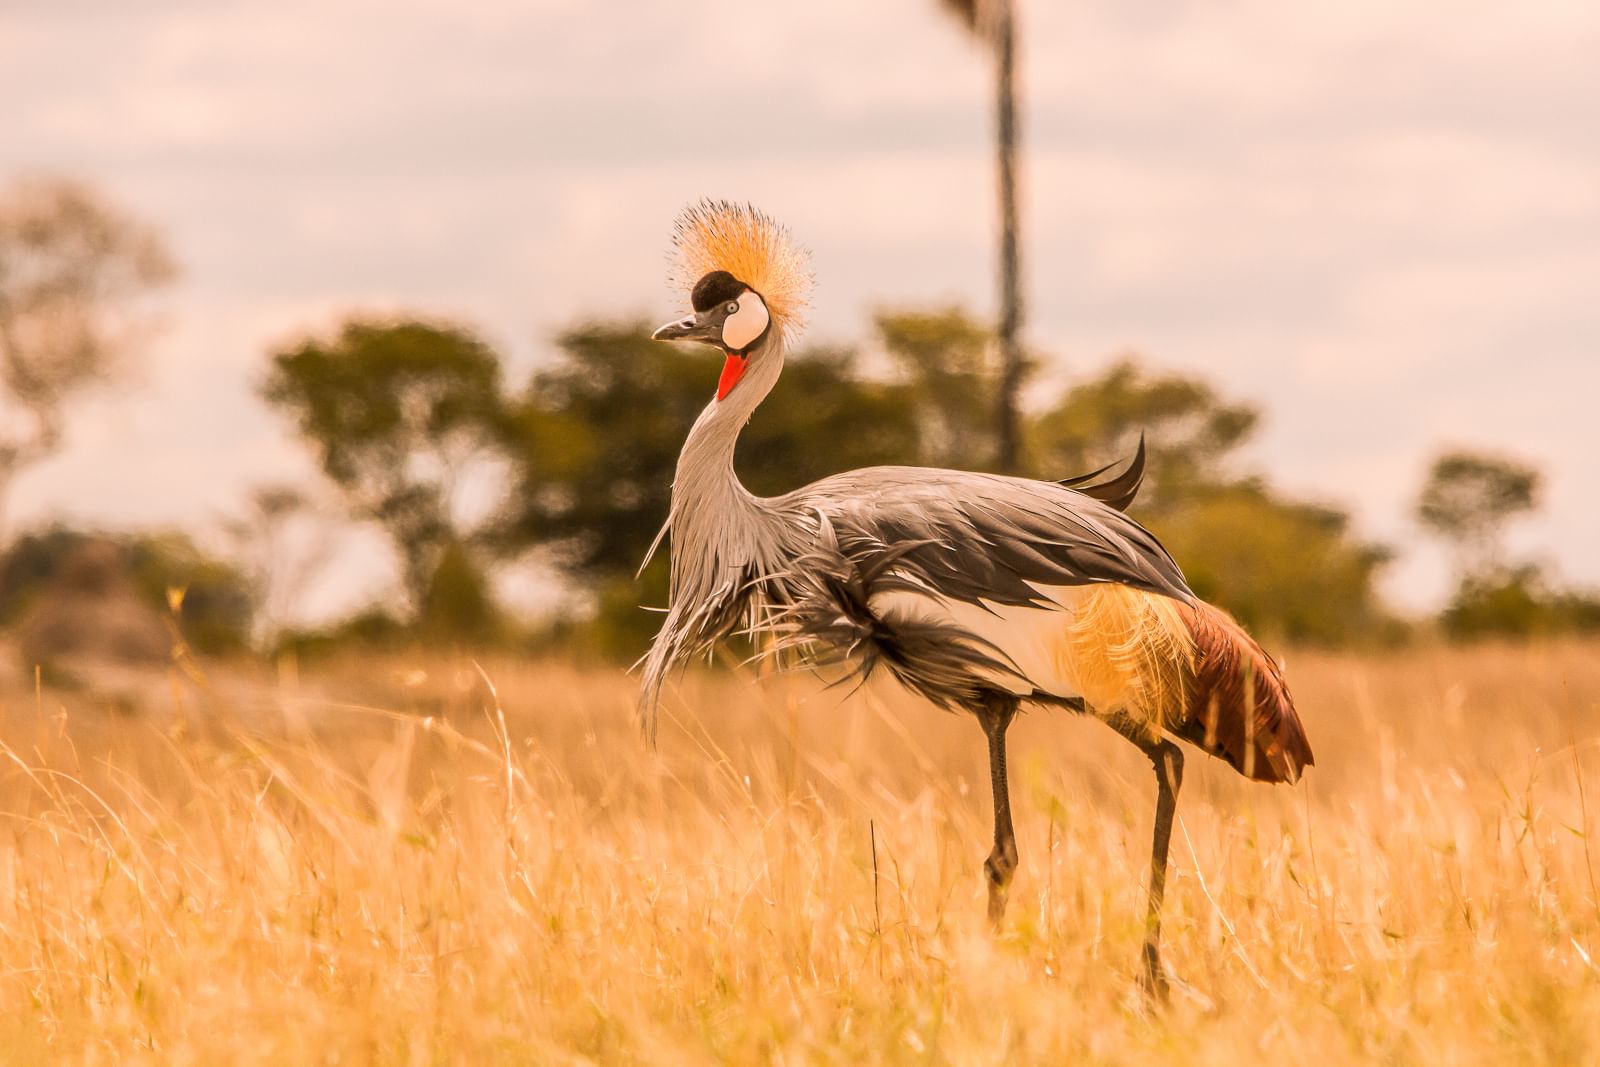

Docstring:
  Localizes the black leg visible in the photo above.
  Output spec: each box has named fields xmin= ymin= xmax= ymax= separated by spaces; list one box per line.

xmin=976 ymin=693 xmax=1020 ymax=925
xmin=1105 ymin=712 xmax=1185 ymax=1000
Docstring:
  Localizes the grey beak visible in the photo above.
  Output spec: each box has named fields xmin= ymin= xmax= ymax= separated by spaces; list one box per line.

xmin=651 ymin=316 xmax=695 ymax=341
xmin=651 ymin=310 xmax=720 ymax=344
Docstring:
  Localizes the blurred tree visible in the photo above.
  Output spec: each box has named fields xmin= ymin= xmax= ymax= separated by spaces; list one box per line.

xmin=1413 ymin=448 xmax=1598 ymax=639
xmin=131 ymin=531 xmax=255 ymax=654
xmin=1031 ymin=358 xmax=1258 ymax=508
xmin=1151 ymin=485 xmax=1394 ymax=644
xmin=1033 ymin=357 xmax=1392 ymax=643
xmin=0 ymin=526 xmax=253 ymax=655
xmin=1440 ymin=565 xmax=1548 ymax=640
xmin=1440 ymin=565 xmax=1600 ymax=640
xmin=221 ymin=484 xmax=340 ymax=646
xmin=0 ymin=178 xmax=175 ymax=538
xmin=875 ymin=308 xmax=997 ymax=470
xmin=418 ymin=540 xmax=500 ymax=646
xmin=1416 ymin=449 xmax=1540 ymax=577
xmin=495 ymin=322 xmax=711 ymax=584
xmin=261 ymin=318 xmax=508 ymax=615
xmin=938 ymin=0 xmax=1026 ymax=472
xmin=496 ymin=320 xmax=920 ymax=658
xmin=1546 ymin=588 xmax=1600 ymax=633
xmin=272 ymin=607 xmax=408 ymax=662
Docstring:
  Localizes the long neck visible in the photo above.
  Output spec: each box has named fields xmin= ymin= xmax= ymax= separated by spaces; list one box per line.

xmin=668 ymin=334 xmax=787 ymax=592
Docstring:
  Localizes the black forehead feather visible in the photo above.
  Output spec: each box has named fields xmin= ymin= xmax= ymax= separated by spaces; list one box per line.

xmin=691 ymin=270 xmax=747 ymax=312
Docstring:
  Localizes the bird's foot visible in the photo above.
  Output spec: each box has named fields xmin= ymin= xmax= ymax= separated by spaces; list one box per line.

xmin=1139 ymin=941 xmax=1171 ymax=1004
xmin=984 ymin=850 xmax=1015 ymax=926
xmin=985 ymin=882 xmax=1010 ymax=926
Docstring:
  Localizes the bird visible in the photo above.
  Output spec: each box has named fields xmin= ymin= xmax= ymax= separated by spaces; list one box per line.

xmin=639 ymin=199 xmax=1314 ymax=997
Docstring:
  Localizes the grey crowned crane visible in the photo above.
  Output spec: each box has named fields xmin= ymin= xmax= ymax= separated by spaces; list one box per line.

xmin=640 ymin=200 xmax=1313 ymax=997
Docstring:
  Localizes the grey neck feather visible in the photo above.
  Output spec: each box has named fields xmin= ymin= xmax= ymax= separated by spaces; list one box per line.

xmin=667 ymin=335 xmax=789 ymax=600
xmin=638 ymin=332 xmax=798 ymax=740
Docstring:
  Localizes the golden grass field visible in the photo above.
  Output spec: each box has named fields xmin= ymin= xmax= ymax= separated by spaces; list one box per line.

xmin=1 ymin=641 xmax=1597 ymax=1064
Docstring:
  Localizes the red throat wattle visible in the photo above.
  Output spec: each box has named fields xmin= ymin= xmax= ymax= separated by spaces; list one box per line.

xmin=716 ymin=353 xmax=748 ymax=401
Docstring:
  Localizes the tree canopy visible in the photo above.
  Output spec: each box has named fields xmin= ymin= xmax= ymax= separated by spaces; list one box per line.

xmin=1416 ymin=449 xmax=1541 ymax=574
xmin=262 ymin=317 xmax=507 ymax=616
xmin=1029 ymin=356 xmax=1388 ymax=643
xmin=0 ymin=177 xmax=175 ymax=533
xmin=875 ymin=308 xmax=996 ymax=470
xmin=1414 ymin=448 xmax=1597 ymax=639
xmin=0 ymin=526 xmax=252 ymax=657
xmin=1031 ymin=358 xmax=1258 ymax=509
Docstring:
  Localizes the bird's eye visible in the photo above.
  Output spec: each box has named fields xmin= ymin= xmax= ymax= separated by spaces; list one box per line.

xmin=726 ymin=302 xmax=739 ymax=314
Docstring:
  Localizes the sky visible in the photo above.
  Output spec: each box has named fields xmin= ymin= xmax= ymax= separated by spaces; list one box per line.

xmin=3 ymin=0 xmax=1597 ymax=620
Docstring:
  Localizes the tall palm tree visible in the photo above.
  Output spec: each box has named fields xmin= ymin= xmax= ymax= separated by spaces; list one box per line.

xmin=940 ymin=0 xmax=1024 ymax=473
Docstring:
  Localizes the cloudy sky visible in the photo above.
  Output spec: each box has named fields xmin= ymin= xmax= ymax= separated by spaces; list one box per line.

xmin=4 ymin=0 xmax=1597 ymax=618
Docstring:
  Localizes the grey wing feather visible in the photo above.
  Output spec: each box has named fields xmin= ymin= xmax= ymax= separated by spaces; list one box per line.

xmin=1056 ymin=433 xmax=1145 ymax=513
xmin=783 ymin=466 xmax=1193 ymax=610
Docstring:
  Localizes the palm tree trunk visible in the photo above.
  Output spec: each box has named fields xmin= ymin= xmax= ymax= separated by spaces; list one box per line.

xmin=993 ymin=0 xmax=1023 ymax=473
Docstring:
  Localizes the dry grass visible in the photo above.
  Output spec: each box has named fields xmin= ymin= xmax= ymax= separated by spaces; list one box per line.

xmin=1 ymin=641 xmax=1598 ymax=1064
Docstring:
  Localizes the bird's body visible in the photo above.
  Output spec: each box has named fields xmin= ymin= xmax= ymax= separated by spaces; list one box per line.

xmin=642 ymin=201 xmax=1313 ymax=997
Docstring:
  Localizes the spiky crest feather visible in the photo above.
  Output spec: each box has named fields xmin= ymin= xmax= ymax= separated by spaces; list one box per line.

xmin=671 ymin=200 xmax=811 ymax=343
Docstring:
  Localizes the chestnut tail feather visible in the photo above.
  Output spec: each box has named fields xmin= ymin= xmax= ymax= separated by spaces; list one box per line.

xmin=1173 ymin=601 xmax=1314 ymax=783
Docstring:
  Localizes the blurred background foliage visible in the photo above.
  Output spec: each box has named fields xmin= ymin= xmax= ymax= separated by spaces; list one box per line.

xmin=262 ymin=318 xmax=506 ymax=615
xmin=1414 ymin=449 xmax=1600 ymax=639
xmin=0 ymin=177 xmax=174 ymax=536
xmin=0 ymin=526 xmax=251 ymax=676
xmin=2 ymin=176 xmax=1597 ymax=672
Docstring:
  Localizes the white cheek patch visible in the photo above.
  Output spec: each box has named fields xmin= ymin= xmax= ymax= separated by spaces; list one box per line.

xmin=721 ymin=290 xmax=770 ymax=351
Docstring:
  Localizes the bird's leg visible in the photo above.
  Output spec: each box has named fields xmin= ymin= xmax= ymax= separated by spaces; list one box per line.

xmin=1105 ymin=711 xmax=1185 ymax=1000
xmin=977 ymin=693 xmax=1020 ymax=925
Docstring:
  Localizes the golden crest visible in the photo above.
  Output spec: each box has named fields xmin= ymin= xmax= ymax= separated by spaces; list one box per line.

xmin=670 ymin=200 xmax=812 ymax=342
